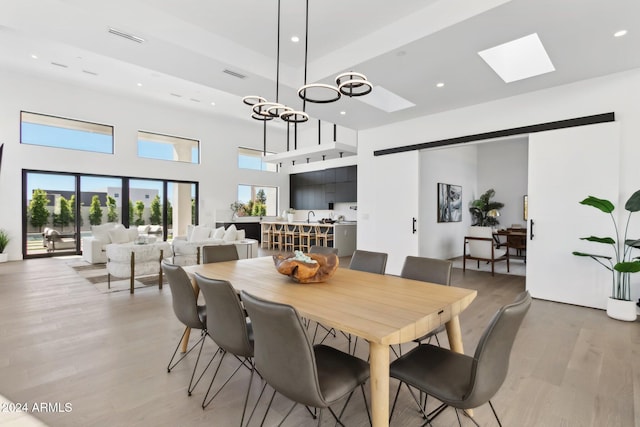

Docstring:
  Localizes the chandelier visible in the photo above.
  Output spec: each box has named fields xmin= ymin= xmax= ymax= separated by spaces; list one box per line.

xmin=242 ymin=0 xmax=372 ymax=123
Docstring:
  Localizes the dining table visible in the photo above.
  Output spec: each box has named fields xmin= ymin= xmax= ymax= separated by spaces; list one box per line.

xmin=183 ymin=256 xmax=477 ymax=427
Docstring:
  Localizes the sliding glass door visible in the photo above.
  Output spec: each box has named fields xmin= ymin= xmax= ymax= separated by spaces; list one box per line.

xmin=23 ymin=170 xmax=198 ymax=258
xmin=24 ymin=171 xmax=79 ymax=256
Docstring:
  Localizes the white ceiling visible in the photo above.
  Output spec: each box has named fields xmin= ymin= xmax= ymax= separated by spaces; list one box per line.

xmin=1 ymin=0 xmax=639 ymax=134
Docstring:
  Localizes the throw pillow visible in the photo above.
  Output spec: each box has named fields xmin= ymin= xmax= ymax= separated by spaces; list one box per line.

xmin=190 ymin=225 xmax=212 ymax=242
xmin=127 ymin=228 xmax=139 ymax=242
xmin=223 ymin=224 xmax=237 ymax=242
xmin=213 ymin=226 xmax=225 ymax=240
xmin=108 ymin=227 xmax=131 ymax=244
xmin=236 ymin=229 xmax=246 ymax=240
xmin=91 ymin=223 xmax=116 ymax=243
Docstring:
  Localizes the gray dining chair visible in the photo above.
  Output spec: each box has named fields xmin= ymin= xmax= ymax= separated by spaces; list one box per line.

xmin=349 ymin=249 xmax=388 ymax=275
xmin=195 ymin=274 xmax=254 ymax=426
xmin=389 ymin=291 xmax=531 ymax=426
xmin=201 ymin=244 xmax=239 ymax=264
xmin=161 ymin=260 xmax=207 ymax=396
xmin=241 ymin=291 xmax=371 ymax=427
xmin=309 ymin=245 xmax=339 ymax=255
xmin=344 ymin=249 xmax=388 ymax=354
xmin=401 ymin=256 xmax=453 ymax=347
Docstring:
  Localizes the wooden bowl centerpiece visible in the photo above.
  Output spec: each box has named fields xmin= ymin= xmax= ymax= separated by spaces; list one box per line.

xmin=273 ymin=251 xmax=339 ymax=283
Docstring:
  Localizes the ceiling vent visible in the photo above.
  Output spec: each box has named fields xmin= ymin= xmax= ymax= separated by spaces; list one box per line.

xmin=108 ymin=27 xmax=145 ymax=43
xmin=223 ymin=69 xmax=246 ymax=79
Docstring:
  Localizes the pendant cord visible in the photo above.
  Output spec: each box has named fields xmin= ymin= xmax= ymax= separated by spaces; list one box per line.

xmin=275 ymin=0 xmax=281 ymax=103
xmin=302 ymin=0 xmax=309 ymax=112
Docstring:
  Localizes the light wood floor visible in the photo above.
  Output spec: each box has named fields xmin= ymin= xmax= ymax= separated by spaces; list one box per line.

xmin=0 ymin=255 xmax=638 ymax=426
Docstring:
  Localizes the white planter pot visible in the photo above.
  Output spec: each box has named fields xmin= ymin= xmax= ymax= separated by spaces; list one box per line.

xmin=0 ymin=253 xmax=8 ymax=263
xmin=287 ymin=214 xmax=294 ymax=223
xmin=606 ymin=297 xmax=637 ymax=321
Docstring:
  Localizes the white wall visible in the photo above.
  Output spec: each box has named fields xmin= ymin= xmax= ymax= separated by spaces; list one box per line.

xmin=358 ymin=67 xmax=640 ymax=302
xmin=419 ymin=145 xmax=478 ymax=260
xmin=476 ymin=138 xmax=529 ymax=228
xmin=0 ymin=68 xmax=289 ymax=260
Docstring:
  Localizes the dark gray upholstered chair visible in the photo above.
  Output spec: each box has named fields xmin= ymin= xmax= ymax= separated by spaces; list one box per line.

xmin=344 ymin=249 xmax=388 ymax=354
xmin=389 ymin=291 xmax=531 ymax=426
xmin=241 ymin=291 xmax=371 ymax=426
xmin=195 ymin=274 xmax=254 ymax=424
xmin=401 ymin=256 xmax=453 ymax=347
xmin=309 ymin=245 xmax=339 ymax=255
xmin=161 ymin=260 xmax=207 ymax=396
xmin=349 ymin=249 xmax=388 ymax=275
xmin=201 ymin=244 xmax=239 ymax=264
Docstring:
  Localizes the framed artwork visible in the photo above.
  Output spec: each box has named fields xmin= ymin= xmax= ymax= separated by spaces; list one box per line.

xmin=523 ymin=195 xmax=528 ymax=221
xmin=437 ymin=183 xmax=462 ymax=223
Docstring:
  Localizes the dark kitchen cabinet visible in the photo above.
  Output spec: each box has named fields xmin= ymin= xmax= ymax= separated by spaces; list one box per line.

xmin=290 ymin=165 xmax=356 ymax=209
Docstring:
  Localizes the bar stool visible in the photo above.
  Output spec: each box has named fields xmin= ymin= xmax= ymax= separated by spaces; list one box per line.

xmin=298 ymin=224 xmax=316 ymax=252
xmin=283 ymin=224 xmax=300 ymax=252
xmin=261 ymin=223 xmax=272 ymax=249
xmin=315 ymin=224 xmax=334 ymax=247
xmin=271 ymin=223 xmax=285 ymax=250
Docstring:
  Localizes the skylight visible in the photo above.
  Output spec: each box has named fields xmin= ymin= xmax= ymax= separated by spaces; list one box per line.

xmin=355 ymin=86 xmax=415 ymax=113
xmin=478 ymin=33 xmax=555 ymax=83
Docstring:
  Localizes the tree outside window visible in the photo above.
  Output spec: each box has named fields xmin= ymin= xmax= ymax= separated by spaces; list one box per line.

xmin=107 ymin=195 xmax=118 ymax=223
xmin=29 ymin=189 xmax=50 ymax=232
xmin=89 ymin=195 xmax=103 ymax=225
xmin=149 ymin=195 xmax=162 ymax=225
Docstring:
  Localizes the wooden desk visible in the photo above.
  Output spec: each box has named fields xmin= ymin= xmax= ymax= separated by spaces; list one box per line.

xmin=184 ymin=256 xmax=476 ymax=427
xmin=494 ymin=229 xmax=527 ymax=258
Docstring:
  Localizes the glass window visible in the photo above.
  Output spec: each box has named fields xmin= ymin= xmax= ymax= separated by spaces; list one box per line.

xmin=237 ymin=185 xmax=278 ymax=216
xmin=238 ymin=147 xmax=277 ymax=172
xmin=21 ymin=111 xmax=113 ymax=153
xmin=137 ymin=131 xmax=199 ymax=164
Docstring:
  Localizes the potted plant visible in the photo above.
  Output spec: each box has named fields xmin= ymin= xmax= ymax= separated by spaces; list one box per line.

xmin=469 ymin=189 xmax=504 ymax=227
xmin=0 ymin=229 xmax=10 ymax=263
xmin=572 ymin=191 xmax=640 ymax=321
xmin=230 ymin=201 xmax=245 ymax=221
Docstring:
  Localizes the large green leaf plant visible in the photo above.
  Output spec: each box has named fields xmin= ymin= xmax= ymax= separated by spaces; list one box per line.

xmin=572 ymin=190 xmax=640 ymax=300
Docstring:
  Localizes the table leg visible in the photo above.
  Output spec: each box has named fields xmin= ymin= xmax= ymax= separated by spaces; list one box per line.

xmin=445 ymin=315 xmax=473 ymax=416
xmin=369 ymin=342 xmax=390 ymax=427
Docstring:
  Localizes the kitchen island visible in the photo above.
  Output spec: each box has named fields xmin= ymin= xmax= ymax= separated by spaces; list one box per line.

xmin=260 ymin=221 xmax=357 ymax=257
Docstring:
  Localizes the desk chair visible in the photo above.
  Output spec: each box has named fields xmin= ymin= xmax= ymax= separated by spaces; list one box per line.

xmin=463 ymin=226 xmax=509 ymax=276
xmin=390 ymin=291 xmax=531 ymax=426
xmin=162 ymin=261 xmax=207 ymax=396
xmin=241 ymin=291 xmax=371 ymax=427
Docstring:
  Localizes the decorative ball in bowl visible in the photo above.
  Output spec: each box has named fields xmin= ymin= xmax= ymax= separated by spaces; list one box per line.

xmin=273 ymin=251 xmax=339 ymax=283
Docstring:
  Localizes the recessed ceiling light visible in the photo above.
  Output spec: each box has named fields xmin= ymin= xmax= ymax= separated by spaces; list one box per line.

xmin=340 ymin=111 xmax=346 ymax=115
xmin=478 ymin=33 xmax=555 ymax=83
xmin=436 ymin=82 xmax=445 ymax=88
xmin=614 ymin=30 xmax=628 ymax=37
xmin=30 ymin=54 xmax=38 ymax=60
xmin=210 ymin=102 xmax=216 ymax=106
xmin=291 ymin=36 xmax=299 ymax=43
xmin=137 ymin=83 xmax=142 ymax=87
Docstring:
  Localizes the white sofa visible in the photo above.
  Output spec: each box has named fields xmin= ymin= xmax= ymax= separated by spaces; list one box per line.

xmin=82 ymin=223 xmax=145 ymax=264
xmin=171 ymin=224 xmax=258 ymax=266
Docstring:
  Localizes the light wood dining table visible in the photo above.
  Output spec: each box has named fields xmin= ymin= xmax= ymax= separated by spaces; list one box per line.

xmin=183 ymin=256 xmax=477 ymax=427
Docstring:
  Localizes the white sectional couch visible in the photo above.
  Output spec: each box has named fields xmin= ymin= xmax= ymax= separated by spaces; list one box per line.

xmin=171 ymin=224 xmax=258 ymax=266
xmin=82 ymin=223 xmax=146 ymax=264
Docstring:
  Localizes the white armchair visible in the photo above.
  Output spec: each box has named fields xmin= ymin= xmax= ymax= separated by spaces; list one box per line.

xmin=463 ymin=226 xmax=509 ymax=276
